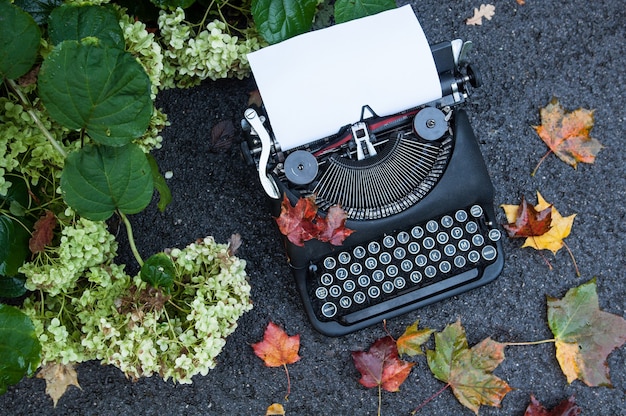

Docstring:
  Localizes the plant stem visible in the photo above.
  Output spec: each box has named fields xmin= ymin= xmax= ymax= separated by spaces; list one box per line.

xmin=7 ymin=78 xmax=67 ymax=158
xmin=119 ymin=211 xmax=143 ymax=267
xmin=283 ymin=363 xmax=291 ymax=401
xmin=531 ymin=149 xmax=552 ymax=177
xmin=563 ymin=241 xmax=580 ymax=276
xmin=377 ymin=385 xmax=382 ymax=416
xmin=412 ymin=383 xmax=450 ymax=414
xmin=503 ymin=339 xmax=556 ymax=346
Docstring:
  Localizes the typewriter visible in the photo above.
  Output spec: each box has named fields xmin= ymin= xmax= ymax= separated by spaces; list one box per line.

xmin=241 ymin=15 xmax=504 ymax=336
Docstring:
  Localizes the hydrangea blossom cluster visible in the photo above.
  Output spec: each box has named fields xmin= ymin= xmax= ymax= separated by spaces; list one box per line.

xmin=157 ymin=8 xmax=265 ymax=88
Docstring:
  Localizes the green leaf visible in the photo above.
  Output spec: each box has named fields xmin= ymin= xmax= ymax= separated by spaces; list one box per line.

xmin=0 ymin=216 xmax=31 ymax=279
xmin=547 ymin=278 xmax=626 ymax=387
xmin=150 ymin=0 xmax=196 ymax=10
xmin=334 ymin=0 xmax=396 ymax=24
xmin=61 ymin=144 xmax=154 ymax=221
xmin=0 ymin=303 xmax=42 ymax=394
xmin=48 ymin=4 xmax=125 ymax=49
xmin=147 ymin=154 xmax=172 ymax=213
xmin=1 ymin=175 xmax=31 ymax=216
xmin=38 ymin=40 xmax=152 ymax=147
xmin=140 ymin=253 xmax=175 ymax=291
xmin=0 ymin=276 xmax=27 ymax=298
xmin=251 ymin=0 xmax=318 ymax=44
xmin=13 ymin=0 xmax=66 ymax=26
xmin=0 ymin=0 xmax=41 ymax=80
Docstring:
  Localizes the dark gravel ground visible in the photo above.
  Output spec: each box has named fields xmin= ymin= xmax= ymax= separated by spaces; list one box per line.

xmin=2 ymin=0 xmax=625 ymax=414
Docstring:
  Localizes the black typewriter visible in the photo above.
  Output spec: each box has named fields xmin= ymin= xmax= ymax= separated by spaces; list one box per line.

xmin=242 ymin=38 xmax=504 ymax=336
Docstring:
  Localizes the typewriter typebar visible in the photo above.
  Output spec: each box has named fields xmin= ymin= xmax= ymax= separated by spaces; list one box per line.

xmin=242 ymin=40 xmax=504 ymax=336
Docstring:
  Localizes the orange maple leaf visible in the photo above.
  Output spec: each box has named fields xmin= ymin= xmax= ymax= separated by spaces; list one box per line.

xmin=252 ymin=322 xmax=300 ymax=399
xmin=532 ymin=98 xmax=603 ymax=175
xmin=396 ymin=320 xmax=434 ymax=357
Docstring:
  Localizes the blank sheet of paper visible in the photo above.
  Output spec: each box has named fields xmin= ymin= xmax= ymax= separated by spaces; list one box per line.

xmin=247 ymin=5 xmax=442 ymax=151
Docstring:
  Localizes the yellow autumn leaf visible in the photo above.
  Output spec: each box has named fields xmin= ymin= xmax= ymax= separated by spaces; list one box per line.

xmin=36 ymin=363 xmax=81 ymax=407
xmin=266 ymin=403 xmax=286 ymax=415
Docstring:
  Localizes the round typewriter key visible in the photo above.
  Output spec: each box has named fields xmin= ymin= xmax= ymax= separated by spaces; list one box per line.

xmin=413 ymin=106 xmax=447 ymax=141
xmin=488 ymin=229 xmax=502 ymax=242
xmin=368 ymin=286 xmax=381 ymax=299
xmin=386 ymin=265 xmax=398 ymax=277
xmin=468 ymin=250 xmax=481 ymax=263
xmin=439 ymin=261 xmax=452 ymax=273
xmin=315 ymin=287 xmax=328 ymax=299
xmin=350 ymin=263 xmax=362 ymax=275
xmin=444 ymin=244 xmax=456 ymax=257
xmin=323 ymin=257 xmax=336 ymax=269
xmin=401 ymin=259 xmax=413 ymax=272
xmin=329 ymin=285 xmax=342 ymax=297
xmin=382 ymin=281 xmax=395 ymax=293
xmin=482 ymin=246 xmax=497 ymax=261
xmin=470 ymin=205 xmax=483 ymax=218
xmin=353 ymin=246 xmax=367 ymax=259
xmin=394 ymin=277 xmax=406 ymax=289
xmin=339 ymin=296 xmax=352 ymax=309
xmin=454 ymin=256 xmax=466 ymax=268
xmin=441 ymin=215 xmax=454 ymax=228
xmin=393 ymin=247 xmax=406 ymax=260
xmin=429 ymin=249 xmax=442 ymax=262
xmin=466 ymin=221 xmax=478 ymax=234
xmin=458 ymin=239 xmax=471 ymax=252
xmin=423 ymin=237 xmax=436 ymax=250
xmin=472 ymin=234 xmax=485 ymax=246
xmin=455 ymin=209 xmax=468 ymax=222
xmin=368 ymin=241 xmax=381 ymax=254
xmin=407 ymin=242 xmax=420 ymax=254
xmin=335 ymin=268 xmax=348 ymax=280
xmin=426 ymin=220 xmax=439 ymax=233
xmin=411 ymin=226 xmax=424 ymax=239
xmin=358 ymin=275 xmax=370 ymax=287
xmin=425 ymin=265 xmax=437 ymax=278
xmin=365 ymin=257 xmax=377 ymax=270
xmin=321 ymin=302 xmax=337 ymax=318
xmin=451 ymin=227 xmax=464 ymax=239
xmin=410 ymin=271 xmax=423 ymax=284
xmin=372 ymin=270 xmax=385 ymax=282
xmin=397 ymin=231 xmax=410 ymax=244
xmin=354 ymin=291 xmax=366 ymax=304
xmin=436 ymin=232 xmax=449 ymax=244
xmin=379 ymin=252 xmax=392 ymax=265
xmin=338 ymin=252 xmax=351 ymax=264
xmin=415 ymin=254 xmax=428 ymax=267
xmin=382 ymin=235 xmax=395 ymax=248
xmin=284 ymin=150 xmax=319 ymax=185
xmin=343 ymin=280 xmax=356 ymax=292
xmin=320 ymin=273 xmax=333 ymax=286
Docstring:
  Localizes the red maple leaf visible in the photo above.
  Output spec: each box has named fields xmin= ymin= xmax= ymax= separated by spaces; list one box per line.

xmin=352 ymin=336 xmax=414 ymax=392
xmin=317 ymin=204 xmax=355 ymax=246
xmin=524 ymin=394 xmax=581 ymax=416
xmin=502 ymin=195 xmax=552 ymax=238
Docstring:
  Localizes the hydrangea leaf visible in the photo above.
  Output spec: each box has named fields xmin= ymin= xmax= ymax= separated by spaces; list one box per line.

xmin=547 ymin=278 xmax=626 ymax=387
xmin=0 ymin=0 xmax=41 ymax=80
xmin=13 ymin=0 xmax=64 ymax=26
xmin=251 ymin=0 xmax=318 ymax=44
xmin=334 ymin=0 xmax=396 ymax=24
xmin=140 ymin=253 xmax=175 ymax=291
xmin=48 ymin=4 xmax=125 ymax=48
xmin=151 ymin=0 xmax=196 ymax=10
xmin=60 ymin=143 xmax=154 ymax=221
xmin=0 ymin=304 xmax=42 ymax=394
xmin=426 ymin=320 xmax=512 ymax=414
xmin=0 ymin=215 xmax=31 ymax=284
xmin=38 ymin=39 xmax=152 ymax=147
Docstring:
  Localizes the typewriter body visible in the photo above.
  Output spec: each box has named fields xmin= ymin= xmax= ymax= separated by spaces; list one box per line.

xmin=242 ymin=39 xmax=504 ymax=336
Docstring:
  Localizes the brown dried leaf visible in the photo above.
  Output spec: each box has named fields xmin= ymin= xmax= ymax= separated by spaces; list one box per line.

xmin=466 ymin=4 xmax=496 ymax=25
xmin=29 ymin=210 xmax=56 ymax=254
xmin=37 ymin=363 xmax=81 ymax=407
xmin=209 ymin=120 xmax=235 ymax=153
xmin=524 ymin=394 xmax=581 ymax=416
xmin=227 ymin=233 xmax=242 ymax=256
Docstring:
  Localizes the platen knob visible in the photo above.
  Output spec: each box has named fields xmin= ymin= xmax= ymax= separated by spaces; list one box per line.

xmin=413 ymin=107 xmax=448 ymax=141
xmin=284 ymin=150 xmax=319 ymax=185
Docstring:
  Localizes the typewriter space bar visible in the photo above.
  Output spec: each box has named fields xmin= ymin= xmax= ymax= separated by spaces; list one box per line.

xmin=342 ymin=269 xmax=479 ymax=325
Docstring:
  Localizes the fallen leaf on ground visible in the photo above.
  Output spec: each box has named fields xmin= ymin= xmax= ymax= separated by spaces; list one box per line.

xmin=501 ymin=192 xmax=575 ymax=254
xmin=36 ymin=363 xmax=81 ymax=407
xmin=524 ymin=394 xmax=581 ymax=416
xmin=266 ymin=403 xmax=286 ymax=415
xmin=547 ymin=278 xmax=626 ymax=387
xmin=352 ymin=336 xmax=414 ymax=392
xmin=209 ymin=120 xmax=235 ymax=153
xmin=532 ymin=98 xmax=603 ymax=174
xmin=275 ymin=195 xmax=354 ymax=246
xmin=29 ymin=210 xmax=56 ymax=253
xmin=396 ymin=320 xmax=434 ymax=357
xmin=426 ymin=320 xmax=512 ymax=415
xmin=502 ymin=195 xmax=552 ymax=239
xmin=466 ymin=4 xmax=495 ymax=25
xmin=252 ymin=322 xmax=300 ymax=399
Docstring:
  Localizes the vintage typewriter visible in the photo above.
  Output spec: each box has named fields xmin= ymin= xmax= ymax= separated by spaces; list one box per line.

xmin=241 ymin=15 xmax=504 ymax=336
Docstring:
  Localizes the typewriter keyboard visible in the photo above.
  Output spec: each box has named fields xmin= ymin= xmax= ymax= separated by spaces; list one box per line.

xmin=308 ymin=205 xmax=501 ymax=323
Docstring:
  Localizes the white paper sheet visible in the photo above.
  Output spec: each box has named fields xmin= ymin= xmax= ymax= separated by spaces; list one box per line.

xmin=247 ymin=5 xmax=442 ymax=151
